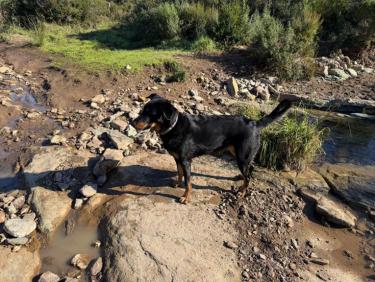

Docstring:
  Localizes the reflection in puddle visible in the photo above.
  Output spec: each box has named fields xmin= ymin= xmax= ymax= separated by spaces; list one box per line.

xmin=40 ymin=222 xmax=100 ymax=277
xmin=321 ymin=115 xmax=375 ymax=165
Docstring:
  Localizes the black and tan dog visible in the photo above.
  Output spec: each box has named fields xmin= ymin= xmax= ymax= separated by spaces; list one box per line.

xmin=132 ymin=94 xmax=293 ymax=204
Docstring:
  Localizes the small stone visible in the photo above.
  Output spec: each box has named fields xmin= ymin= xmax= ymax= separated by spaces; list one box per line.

xmin=125 ymin=125 xmax=137 ymax=138
xmin=256 ymin=86 xmax=270 ymax=101
xmin=226 ymin=77 xmax=239 ymax=96
xmin=89 ymin=257 xmax=103 ymax=276
xmin=310 ymin=258 xmax=330 ymax=265
xmin=93 ymin=240 xmax=101 ymax=248
xmin=12 ymin=196 xmax=25 ymax=210
xmin=259 ymin=254 xmax=267 ymax=260
xmin=0 ymin=210 xmax=6 ymax=223
xmin=4 ymin=218 xmax=37 ymax=238
xmin=188 ymin=89 xmax=199 ymax=97
xmin=79 ymin=183 xmax=97 ymax=198
xmin=50 ymin=135 xmax=67 ymax=145
xmin=111 ymin=118 xmax=128 ymax=132
xmin=224 ymin=240 xmax=238 ymax=249
xmin=38 ymin=271 xmax=60 ymax=282
xmin=73 ymin=198 xmax=84 ymax=209
xmin=346 ymin=68 xmax=357 ymax=77
xmin=291 ymin=239 xmax=299 ymax=249
xmin=328 ymin=68 xmax=350 ymax=80
xmin=91 ymin=95 xmax=106 ymax=104
xmin=7 ymin=237 xmax=28 ymax=245
xmin=71 ymin=254 xmax=89 ymax=270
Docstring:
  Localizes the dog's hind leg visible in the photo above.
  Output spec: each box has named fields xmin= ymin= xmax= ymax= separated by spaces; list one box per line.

xmin=179 ymin=159 xmax=192 ymax=204
xmin=235 ymin=143 xmax=258 ymax=197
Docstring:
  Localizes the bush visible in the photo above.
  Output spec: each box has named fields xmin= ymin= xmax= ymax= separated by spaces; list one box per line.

xmin=190 ymin=36 xmax=217 ymax=53
xmin=179 ymin=3 xmax=218 ymax=40
xmin=311 ymin=0 xmax=375 ymax=53
xmin=215 ymin=0 xmax=251 ymax=47
xmin=130 ymin=2 xmax=180 ymax=45
xmin=248 ymin=8 xmax=319 ymax=80
xmin=0 ymin=0 xmax=110 ymax=26
xmin=164 ymin=60 xmax=186 ymax=82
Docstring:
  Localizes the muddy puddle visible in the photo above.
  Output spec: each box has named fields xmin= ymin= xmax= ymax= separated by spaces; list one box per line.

xmin=0 ymin=73 xmax=46 ymax=113
xmin=40 ymin=215 xmax=100 ymax=279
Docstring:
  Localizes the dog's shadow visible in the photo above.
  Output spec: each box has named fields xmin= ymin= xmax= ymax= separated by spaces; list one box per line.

xmin=102 ymin=164 xmax=237 ymax=197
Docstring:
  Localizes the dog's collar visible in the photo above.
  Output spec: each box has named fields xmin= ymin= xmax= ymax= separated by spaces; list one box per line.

xmin=160 ymin=114 xmax=179 ymax=136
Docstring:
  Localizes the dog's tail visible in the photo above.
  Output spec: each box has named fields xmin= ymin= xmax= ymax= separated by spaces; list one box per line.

xmin=256 ymin=100 xmax=293 ymax=129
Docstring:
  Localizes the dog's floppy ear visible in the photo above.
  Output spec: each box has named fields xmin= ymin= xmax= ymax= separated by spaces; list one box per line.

xmin=147 ymin=93 xmax=163 ymax=100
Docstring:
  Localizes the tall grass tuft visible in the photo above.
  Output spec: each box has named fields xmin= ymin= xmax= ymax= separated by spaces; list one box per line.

xmin=30 ymin=21 xmax=46 ymax=47
xmin=236 ymin=104 xmax=326 ymax=171
xmin=164 ymin=60 xmax=186 ymax=82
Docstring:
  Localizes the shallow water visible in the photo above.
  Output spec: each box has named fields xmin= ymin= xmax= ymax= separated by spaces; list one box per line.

xmin=320 ymin=114 xmax=375 ymax=165
xmin=40 ymin=220 xmax=100 ymax=277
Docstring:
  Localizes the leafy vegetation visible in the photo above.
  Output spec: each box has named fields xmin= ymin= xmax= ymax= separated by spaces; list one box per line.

xmin=236 ymin=104 xmax=326 ymax=171
xmin=1 ymin=0 xmax=374 ymax=78
xmin=164 ymin=60 xmax=186 ymax=82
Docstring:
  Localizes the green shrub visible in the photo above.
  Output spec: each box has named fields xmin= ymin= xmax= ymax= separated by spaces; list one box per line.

xmin=179 ymin=3 xmax=218 ymax=40
xmin=311 ymin=0 xmax=375 ymax=53
xmin=164 ymin=60 xmax=186 ymax=82
xmin=0 ymin=0 xmax=110 ymax=26
xmin=131 ymin=2 xmax=180 ymax=45
xmin=248 ymin=8 xmax=319 ymax=80
xmin=215 ymin=0 xmax=251 ymax=47
xmin=233 ymin=103 xmax=263 ymax=120
xmin=190 ymin=36 xmax=217 ymax=53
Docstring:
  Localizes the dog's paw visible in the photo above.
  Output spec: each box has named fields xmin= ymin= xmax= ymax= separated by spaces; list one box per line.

xmin=233 ymin=174 xmax=244 ymax=181
xmin=179 ymin=196 xmax=190 ymax=204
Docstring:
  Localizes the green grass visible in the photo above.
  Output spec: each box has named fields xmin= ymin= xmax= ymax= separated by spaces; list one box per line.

xmin=6 ymin=24 xmax=187 ymax=72
xmin=236 ymin=104 xmax=326 ymax=171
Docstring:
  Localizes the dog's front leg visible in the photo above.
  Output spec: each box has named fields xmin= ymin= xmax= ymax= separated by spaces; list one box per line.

xmin=174 ymin=158 xmax=184 ymax=188
xmin=179 ymin=159 xmax=192 ymax=204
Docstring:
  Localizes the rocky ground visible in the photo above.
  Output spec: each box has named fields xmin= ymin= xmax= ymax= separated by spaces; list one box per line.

xmin=0 ymin=41 xmax=375 ymax=282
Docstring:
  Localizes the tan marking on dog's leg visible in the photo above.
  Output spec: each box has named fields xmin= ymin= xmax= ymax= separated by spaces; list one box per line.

xmin=237 ymin=179 xmax=249 ymax=198
xmin=179 ymin=180 xmax=192 ymax=204
xmin=175 ymin=163 xmax=184 ymax=188
xmin=227 ymin=145 xmax=236 ymax=157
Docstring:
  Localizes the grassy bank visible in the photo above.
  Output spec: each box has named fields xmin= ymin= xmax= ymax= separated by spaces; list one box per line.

xmin=4 ymin=24 xmax=187 ymax=72
xmin=235 ymin=103 xmax=326 ymax=171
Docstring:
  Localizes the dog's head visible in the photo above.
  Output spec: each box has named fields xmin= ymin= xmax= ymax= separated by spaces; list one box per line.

xmin=132 ymin=94 xmax=179 ymax=133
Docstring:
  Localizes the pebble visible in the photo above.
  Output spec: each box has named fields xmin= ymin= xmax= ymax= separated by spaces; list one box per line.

xmin=71 ymin=254 xmax=89 ymax=270
xmin=0 ymin=210 xmax=6 ymax=224
xmin=224 ymin=240 xmax=238 ymax=249
xmin=38 ymin=271 xmax=60 ymax=282
xmin=89 ymin=257 xmax=103 ymax=276
xmin=79 ymin=183 xmax=97 ymax=198
xmin=6 ymin=237 xmax=28 ymax=245
xmin=73 ymin=198 xmax=84 ymax=209
xmin=310 ymin=258 xmax=330 ymax=265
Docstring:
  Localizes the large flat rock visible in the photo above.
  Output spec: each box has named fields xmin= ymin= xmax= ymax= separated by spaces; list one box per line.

xmin=23 ymin=146 xmax=93 ymax=188
xmin=0 ymin=247 xmax=41 ymax=282
xmin=31 ymin=186 xmax=72 ymax=234
xmin=318 ymin=164 xmax=375 ymax=210
xmin=102 ymin=197 xmax=241 ymax=282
